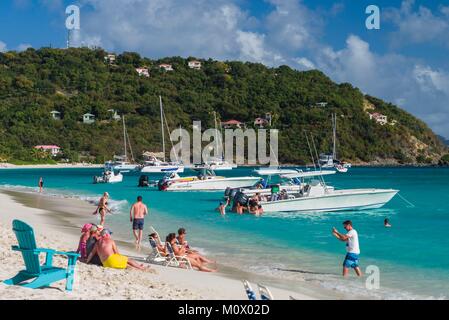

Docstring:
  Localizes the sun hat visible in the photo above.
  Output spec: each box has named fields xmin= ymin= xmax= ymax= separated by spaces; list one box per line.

xmin=81 ymin=223 xmax=93 ymax=233
xmin=90 ymin=225 xmax=98 ymax=232
xmin=96 ymin=225 xmax=104 ymax=232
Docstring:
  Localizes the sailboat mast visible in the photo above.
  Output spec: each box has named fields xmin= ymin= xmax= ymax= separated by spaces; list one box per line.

xmin=213 ymin=111 xmax=219 ymax=157
xmin=160 ymin=95 xmax=166 ymax=162
xmin=122 ymin=115 xmax=127 ymax=161
xmin=332 ymin=113 xmax=337 ymax=160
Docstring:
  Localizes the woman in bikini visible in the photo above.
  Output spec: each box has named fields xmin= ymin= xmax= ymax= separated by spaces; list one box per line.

xmin=93 ymin=192 xmax=111 ymax=226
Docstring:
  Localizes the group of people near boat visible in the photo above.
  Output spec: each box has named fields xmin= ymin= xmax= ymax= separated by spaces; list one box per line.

xmin=77 ymin=192 xmax=216 ymax=272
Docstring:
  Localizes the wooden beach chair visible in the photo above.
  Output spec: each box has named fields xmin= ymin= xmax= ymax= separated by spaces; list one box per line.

xmin=3 ymin=220 xmax=80 ymax=291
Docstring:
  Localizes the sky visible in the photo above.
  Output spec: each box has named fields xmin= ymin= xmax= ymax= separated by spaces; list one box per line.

xmin=1 ymin=0 xmax=449 ymax=138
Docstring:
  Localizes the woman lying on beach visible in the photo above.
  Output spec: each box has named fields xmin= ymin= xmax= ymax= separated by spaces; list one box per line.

xmin=166 ymin=233 xmax=217 ymax=272
xmin=87 ymin=230 xmax=149 ymax=271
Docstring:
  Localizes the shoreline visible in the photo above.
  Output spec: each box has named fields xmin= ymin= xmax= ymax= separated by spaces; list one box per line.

xmin=0 ymin=188 xmax=343 ymax=300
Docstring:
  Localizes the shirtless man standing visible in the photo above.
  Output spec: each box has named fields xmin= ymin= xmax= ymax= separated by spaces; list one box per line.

xmin=86 ymin=230 xmax=147 ymax=270
xmin=93 ymin=192 xmax=111 ymax=226
xmin=130 ymin=195 xmax=148 ymax=247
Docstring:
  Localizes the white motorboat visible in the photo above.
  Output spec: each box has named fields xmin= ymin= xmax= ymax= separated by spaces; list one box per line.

xmin=140 ymin=157 xmax=184 ymax=173
xmin=139 ymin=96 xmax=184 ymax=174
xmin=335 ymin=164 xmax=348 ymax=173
xmin=225 ymin=169 xmax=336 ymax=198
xmin=230 ymin=170 xmax=398 ymax=213
xmin=158 ymin=168 xmax=260 ymax=191
xmin=262 ymin=171 xmax=397 ymax=212
xmin=93 ymin=170 xmax=123 ymax=184
xmin=195 ymin=158 xmax=237 ymax=171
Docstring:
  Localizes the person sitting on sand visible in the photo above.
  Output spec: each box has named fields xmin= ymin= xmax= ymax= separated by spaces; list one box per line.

xmin=176 ymin=228 xmax=216 ymax=265
xmin=87 ymin=230 xmax=148 ymax=270
xmin=93 ymin=192 xmax=111 ymax=226
xmin=166 ymin=233 xmax=217 ymax=272
xmin=76 ymin=223 xmax=92 ymax=262
xmin=86 ymin=225 xmax=102 ymax=266
xmin=149 ymin=232 xmax=167 ymax=256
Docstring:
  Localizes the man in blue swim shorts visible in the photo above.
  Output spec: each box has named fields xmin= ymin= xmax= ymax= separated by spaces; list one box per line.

xmin=130 ymin=195 xmax=148 ymax=248
xmin=332 ymin=220 xmax=362 ymax=277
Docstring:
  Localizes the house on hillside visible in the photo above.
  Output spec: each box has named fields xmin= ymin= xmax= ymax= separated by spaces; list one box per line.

xmin=254 ymin=112 xmax=273 ymax=128
xmin=188 ymin=60 xmax=202 ymax=70
xmin=34 ymin=145 xmax=61 ymax=157
xmin=50 ymin=110 xmax=61 ymax=120
xmin=221 ymin=120 xmax=244 ymax=129
xmin=108 ymin=109 xmax=121 ymax=121
xmin=135 ymin=67 xmax=150 ymax=77
xmin=159 ymin=63 xmax=174 ymax=72
xmin=104 ymin=54 xmax=116 ymax=64
xmin=83 ymin=113 xmax=95 ymax=124
xmin=369 ymin=112 xmax=388 ymax=125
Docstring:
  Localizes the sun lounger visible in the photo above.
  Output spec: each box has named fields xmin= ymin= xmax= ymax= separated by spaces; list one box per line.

xmin=258 ymin=283 xmax=274 ymax=300
xmin=242 ymin=280 xmax=257 ymax=300
xmin=146 ymin=236 xmax=167 ymax=264
xmin=3 ymin=220 xmax=80 ymax=291
xmin=165 ymin=242 xmax=192 ymax=269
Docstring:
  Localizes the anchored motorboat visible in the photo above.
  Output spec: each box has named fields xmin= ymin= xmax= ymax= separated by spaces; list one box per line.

xmin=93 ymin=170 xmax=123 ymax=184
xmin=230 ymin=170 xmax=398 ymax=213
xmin=158 ymin=168 xmax=260 ymax=191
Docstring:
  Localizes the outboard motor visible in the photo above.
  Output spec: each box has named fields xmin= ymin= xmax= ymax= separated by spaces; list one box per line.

xmin=234 ymin=191 xmax=249 ymax=206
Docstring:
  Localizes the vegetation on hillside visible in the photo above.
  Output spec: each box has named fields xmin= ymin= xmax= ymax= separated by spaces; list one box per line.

xmin=0 ymin=47 xmax=446 ymax=165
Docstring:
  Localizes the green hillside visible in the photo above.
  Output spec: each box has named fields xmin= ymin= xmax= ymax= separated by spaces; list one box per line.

xmin=0 ymin=47 xmax=446 ymax=165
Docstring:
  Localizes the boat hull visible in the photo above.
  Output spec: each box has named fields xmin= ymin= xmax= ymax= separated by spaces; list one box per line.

xmin=140 ymin=166 xmax=184 ymax=173
xmin=165 ymin=177 xmax=261 ymax=191
xmin=261 ymin=189 xmax=398 ymax=213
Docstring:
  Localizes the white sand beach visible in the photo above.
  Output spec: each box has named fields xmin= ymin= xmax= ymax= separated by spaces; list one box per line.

xmin=0 ymin=190 xmax=325 ymax=300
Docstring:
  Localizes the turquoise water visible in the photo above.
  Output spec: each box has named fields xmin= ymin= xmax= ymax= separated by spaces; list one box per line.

xmin=1 ymin=167 xmax=449 ymax=299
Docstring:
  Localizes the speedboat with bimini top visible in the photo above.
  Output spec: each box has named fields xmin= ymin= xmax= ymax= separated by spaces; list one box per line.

xmin=93 ymin=170 xmax=123 ymax=184
xmin=158 ymin=168 xmax=260 ymax=191
xmin=229 ymin=170 xmax=398 ymax=213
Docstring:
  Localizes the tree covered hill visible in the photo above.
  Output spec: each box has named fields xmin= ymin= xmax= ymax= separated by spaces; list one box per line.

xmin=0 ymin=47 xmax=446 ymax=165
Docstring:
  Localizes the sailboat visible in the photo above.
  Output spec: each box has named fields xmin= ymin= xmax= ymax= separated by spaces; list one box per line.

xmin=196 ymin=111 xmax=237 ymax=171
xmin=104 ymin=115 xmax=139 ymax=172
xmin=318 ymin=113 xmax=351 ymax=172
xmin=140 ymin=96 xmax=184 ymax=173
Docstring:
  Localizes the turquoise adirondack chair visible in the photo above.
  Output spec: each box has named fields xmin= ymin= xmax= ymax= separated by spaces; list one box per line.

xmin=3 ymin=220 xmax=80 ymax=291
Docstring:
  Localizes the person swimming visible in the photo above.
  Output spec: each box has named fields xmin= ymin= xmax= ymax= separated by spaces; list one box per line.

xmin=384 ymin=218 xmax=392 ymax=228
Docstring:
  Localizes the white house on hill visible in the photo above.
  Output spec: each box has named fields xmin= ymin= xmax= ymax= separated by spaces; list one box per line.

xmin=34 ymin=145 xmax=61 ymax=157
xmin=188 ymin=60 xmax=202 ymax=70
xmin=369 ymin=112 xmax=388 ymax=125
xmin=159 ymin=63 xmax=173 ymax=71
xmin=135 ymin=67 xmax=150 ymax=77
xmin=50 ymin=110 xmax=61 ymax=120
xmin=83 ymin=113 xmax=95 ymax=124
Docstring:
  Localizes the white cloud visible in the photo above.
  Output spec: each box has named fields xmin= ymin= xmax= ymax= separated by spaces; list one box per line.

xmin=16 ymin=43 xmax=32 ymax=51
xmin=385 ymin=0 xmax=449 ymax=47
xmin=0 ymin=41 xmax=7 ymax=52
xmin=295 ymin=57 xmax=315 ymax=70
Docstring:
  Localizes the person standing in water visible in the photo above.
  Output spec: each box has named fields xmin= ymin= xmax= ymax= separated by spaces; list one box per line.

xmin=332 ymin=220 xmax=362 ymax=277
xmin=38 ymin=177 xmax=44 ymax=193
xmin=93 ymin=192 xmax=111 ymax=226
xmin=384 ymin=218 xmax=392 ymax=228
xmin=130 ymin=195 xmax=148 ymax=248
